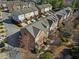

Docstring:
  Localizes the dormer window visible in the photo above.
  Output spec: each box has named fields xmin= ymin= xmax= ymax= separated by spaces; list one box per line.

xmin=56 ymin=14 xmax=62 ymax=20
xmin=65 ymin=10 xmax=70 ymax=15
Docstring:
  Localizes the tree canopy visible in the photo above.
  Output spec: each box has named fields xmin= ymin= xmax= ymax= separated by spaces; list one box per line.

xmin=71 ymin=0 xmax=79 ymax=9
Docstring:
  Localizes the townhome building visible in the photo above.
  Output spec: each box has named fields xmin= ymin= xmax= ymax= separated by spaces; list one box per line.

xmin=19 ymin=8 xmax=71 ymax=51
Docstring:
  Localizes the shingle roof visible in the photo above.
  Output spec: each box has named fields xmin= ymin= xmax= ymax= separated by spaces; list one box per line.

xmin=4 ymin=6 xmax=72 ymax=39
xmin=14 ymin=10 xmax=23 ymax=16
xmin=56 ymin=14 xmax=62 ymax=20
xmin=23 ymin=7 xmax=38 ymax=13
xmin=43 ymin=4 xmax=52 ymax=8
xmin=47 ymin=19 xmax=53 ymax=27
xmin=32 ymin=26 xmax=40 ymax=37
xmin=56 ymin=10 xmax=66 ymax=17
xmin=24 ymin=12 xmax=59 ymax=38
xmin=55 ymin=7 xmax=72 ymax=20
xmin=47 ymin=14 xmax=59 ymax=23
xmin=38 ymin=4 xmax=52 ymax=9
xmin=25 ymin=19 xmax=47 ymax=38
xmin=13 ymin=6 xmax=38 ymax=16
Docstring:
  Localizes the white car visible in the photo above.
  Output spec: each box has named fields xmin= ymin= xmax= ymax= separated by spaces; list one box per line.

xmin=3 ymin=7 xmax=9 ymax=12
xmin=20 ymin=22 xmax=27 ymax=27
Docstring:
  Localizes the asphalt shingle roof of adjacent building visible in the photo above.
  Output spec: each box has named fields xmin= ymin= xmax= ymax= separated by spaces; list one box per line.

xmin=13 ymin=4 xmax=52 ymax=16
xmin=56 ymin=14 xmax=62 ymax=20
xmin=14 ymin=10 xmax=23 ymax=16
xmin=32 ymin=26 xmax=40 ymax=37
xmin=24 ymin=13 xmax=59 ymax=38
xmin=47 ymin=19 xmax=53 ymax=26
xmin=25 ymin=19 xmax=47 ymax=38
xmin=43 ymin=4 xmax=52 ymax=8
xmin=3 ymin=17 xmax=20 ymax=37
xmin=55 ymin=7 xmax=72 ymax=20
xmin=23 ymin=7 xmax=38 ymax=13
xmin=56 ymin=10 xmax=66 ymax=17
xmin=4 ymin=23 xmax=20 ymax=37
xmin=38 ymin=4 xmax=52 ymax=9
xmin=13 ymin=6 xmax=38 ymax=16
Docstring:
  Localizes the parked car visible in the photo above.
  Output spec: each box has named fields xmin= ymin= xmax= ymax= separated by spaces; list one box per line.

xmin=3 ymin=7 xmax=9 ymax=12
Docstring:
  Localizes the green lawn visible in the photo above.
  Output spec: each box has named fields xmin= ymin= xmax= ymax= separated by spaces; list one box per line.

xmin=41 ymin=52 xmax=52 ymax=59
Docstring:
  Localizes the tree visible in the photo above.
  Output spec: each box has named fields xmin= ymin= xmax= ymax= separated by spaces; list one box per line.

xmin=51 ymin=0 xmax=58 ymax=9
xmin=70 ymin=44 xmax=79 ymax=59
xmin=47 ymin=0 xmax=64 ymax=10
xmin=59 ymin=0 xmax=64 ymax=8
xmin=71 ymin=0 xmax=79 ymax=9
xmin=73 ymin=17 xmax=79 ymax=28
